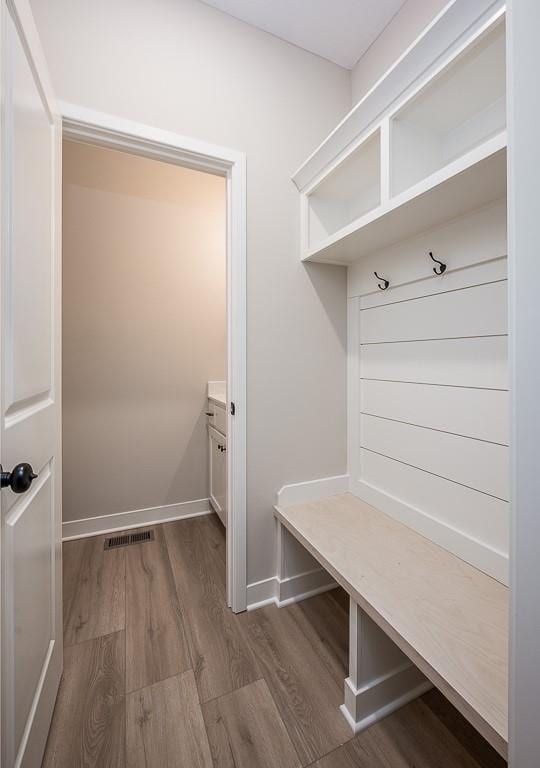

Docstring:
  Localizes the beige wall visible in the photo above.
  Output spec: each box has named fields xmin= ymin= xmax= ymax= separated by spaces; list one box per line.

xmin=351 ymin=0 xmax=449 ymax=105
xmin=32 ymin=0 xmax=350 ymax=584
xmin=62 ymin=140 xmax=226 ymax=522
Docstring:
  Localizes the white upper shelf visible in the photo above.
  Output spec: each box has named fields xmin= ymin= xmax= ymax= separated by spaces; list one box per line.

xmin=294 ymin=0 xmax=506 ymax=265
xmin=308 ymin=136 xmax=506 ymax=264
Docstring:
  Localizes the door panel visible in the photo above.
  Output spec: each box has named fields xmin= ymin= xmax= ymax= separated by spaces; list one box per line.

xmin=1 ymin=1 xmax=62 ymax=766
xmin=9 ymin=7 xmax=52 ymax=408
xmin=9 ymin=471 xmax=53 ymax=750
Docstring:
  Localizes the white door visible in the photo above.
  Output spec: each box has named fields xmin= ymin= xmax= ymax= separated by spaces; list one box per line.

xmin=0 ymin=1 xmax=62 ymax=766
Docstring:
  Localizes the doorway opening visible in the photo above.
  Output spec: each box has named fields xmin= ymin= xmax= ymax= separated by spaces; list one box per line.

xmin=61 ymin=109 xmax=247 ymax=612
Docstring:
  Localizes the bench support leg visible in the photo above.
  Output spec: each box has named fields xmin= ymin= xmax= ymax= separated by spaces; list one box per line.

xmin=340 ymin=598 xmax=432 ymax=734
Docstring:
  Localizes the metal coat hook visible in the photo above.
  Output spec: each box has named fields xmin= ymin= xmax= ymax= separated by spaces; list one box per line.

xmin=429 ymin=251 xmax=446 ymax=276
xmin=374 ymin=271 xmax=389 ymax=291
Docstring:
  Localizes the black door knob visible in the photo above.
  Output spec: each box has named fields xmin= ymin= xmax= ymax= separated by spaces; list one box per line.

xmin=0 ymin=463 xmax=38 ymax=493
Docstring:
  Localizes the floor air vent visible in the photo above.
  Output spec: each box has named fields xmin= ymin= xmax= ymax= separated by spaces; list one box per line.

xmin=104 ymin=529 xmax=155 ymax=550
xmin=130 ymin=530 xmax=154 ymax=545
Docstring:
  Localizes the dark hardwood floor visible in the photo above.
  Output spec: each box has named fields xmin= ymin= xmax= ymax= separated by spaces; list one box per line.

xmin=43 ymin=513 xmax=507 ymax=767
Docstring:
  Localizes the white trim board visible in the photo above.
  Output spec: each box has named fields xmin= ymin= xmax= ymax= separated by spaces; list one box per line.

xmin=276 ymin=474 xmax=349 ymax=507
xmin=60 ymin=104 xmax=247 ymax=612
xmin=341 ymin=665 xmax=432 ymax=735
xmin=508 ymin=2 xmax=540 ymax=763
xmin=62 ymin=498 xmax=212 ymax=541
xmin=246 ymin=567 xmax=337 ymax=611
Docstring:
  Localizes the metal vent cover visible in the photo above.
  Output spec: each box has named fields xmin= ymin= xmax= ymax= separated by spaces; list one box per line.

xmin=130 ymin=530 xmax=154 ymax=545
xmin=104 ymin=529 xmax=155 ymax=550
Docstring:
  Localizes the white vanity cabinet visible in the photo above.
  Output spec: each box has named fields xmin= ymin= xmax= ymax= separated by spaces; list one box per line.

xmin=207 ymin=397 xmax=227 ymax=527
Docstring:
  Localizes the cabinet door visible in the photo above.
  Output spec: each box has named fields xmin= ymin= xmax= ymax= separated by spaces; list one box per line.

xmin=209 ymin=428 xmax=227 ymax=527
xmin=213 ymin=402 xmax=227 ymax=436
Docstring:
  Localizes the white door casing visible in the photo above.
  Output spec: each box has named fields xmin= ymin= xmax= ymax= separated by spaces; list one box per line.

xmin=507 ymin=1 xmax=540 ymax=766
xmin=0 ymin=1 xmax=62 ymax=766
xmin=60 ymin=104 xmax=247 ymax=612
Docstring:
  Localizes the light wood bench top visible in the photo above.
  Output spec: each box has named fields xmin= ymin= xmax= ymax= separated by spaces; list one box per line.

xmin=274 ymin=493 xmax=508 ymax=757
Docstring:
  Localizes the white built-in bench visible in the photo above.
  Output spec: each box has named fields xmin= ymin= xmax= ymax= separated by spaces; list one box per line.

xmin=274 ymin=493 xmax=508 ymax=758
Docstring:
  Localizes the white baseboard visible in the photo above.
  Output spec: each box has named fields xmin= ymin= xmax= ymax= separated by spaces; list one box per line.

xmin=62 ymin=498 xmax=212 ymax=541
xmin=246 ymin=576 xmax=278 ymax=610
xmin=277 ymin=567 xmax=337 ymax=605
xmin=276 ymin=474 xmax=349 ymax=507
xmin=341 ymin=663 xmax=432 ymax=734
xmin=246 ymin=566 xmax=337 ymax=611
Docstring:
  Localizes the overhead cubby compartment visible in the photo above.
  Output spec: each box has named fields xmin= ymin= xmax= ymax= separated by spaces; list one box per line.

xmin=391 ymin=20 xmax=506 ymax=195
xmin=309 ymin=146 xmax=506 ymax=263
xmin=308 ymin=129 xmax=380 ymax=247
xmin=297 ymin=4 xmax=507 ymax=265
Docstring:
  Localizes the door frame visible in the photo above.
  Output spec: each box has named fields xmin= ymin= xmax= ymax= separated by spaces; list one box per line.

xmin=61 ymin=103 xmax=247 ymax=612
xmin=507 ymin=1 xmax=540 ymax=765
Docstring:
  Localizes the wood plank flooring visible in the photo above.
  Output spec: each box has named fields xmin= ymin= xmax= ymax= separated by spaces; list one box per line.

xmin=239 ymin=600 xmax=351 ymax=765
xmin=42 ymin=631 xmax=125 ymax=767
xmin=203 ymin=679 xmax=301 ymax=768
xmin=126 ymin=671 xmax=212 ymax=768
xmin=63 ymin=535 xmax=125 ymax=646
xmin=125 ymin=525 xmax=191 ymax=692
xmin=43 ymin=513 xmax=507 ymax=767
xmin=164 ymin=516 xmax=260 ymax=702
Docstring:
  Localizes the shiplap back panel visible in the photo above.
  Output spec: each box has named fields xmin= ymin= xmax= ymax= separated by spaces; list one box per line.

xmin=359 ymin=451 xmax=508 ymax=567
xmin=349 ymin=201 xmax=509 ymax=584
xmin=360 ymin=336 xmax=508 ymax=389
xmin=360 ymin=280 xmax=507 ymax=343
xmin=360 ymin=415 xmax=508 ymax=500
xmin=361 ymin=380 xmax=508 ymax=445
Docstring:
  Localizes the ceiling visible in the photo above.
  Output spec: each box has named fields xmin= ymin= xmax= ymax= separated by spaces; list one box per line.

xmin=199 ymin=0 xmax=406 ymax=69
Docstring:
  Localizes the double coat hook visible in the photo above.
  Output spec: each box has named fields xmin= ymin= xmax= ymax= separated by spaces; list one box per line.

xmin=429 ymin=251 xmax=446 ymax=276
xmin=374 ymin=252 xmax=445 ymax=291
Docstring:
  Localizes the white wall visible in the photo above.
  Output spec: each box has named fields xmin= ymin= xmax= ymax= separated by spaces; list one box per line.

xmin=31 ymin=0 xmax=350 ymax=583
xmin=351 ymin=0 xmax=449 ymax=105
xmin=62 ymin=140 xmax=226 ymax=523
